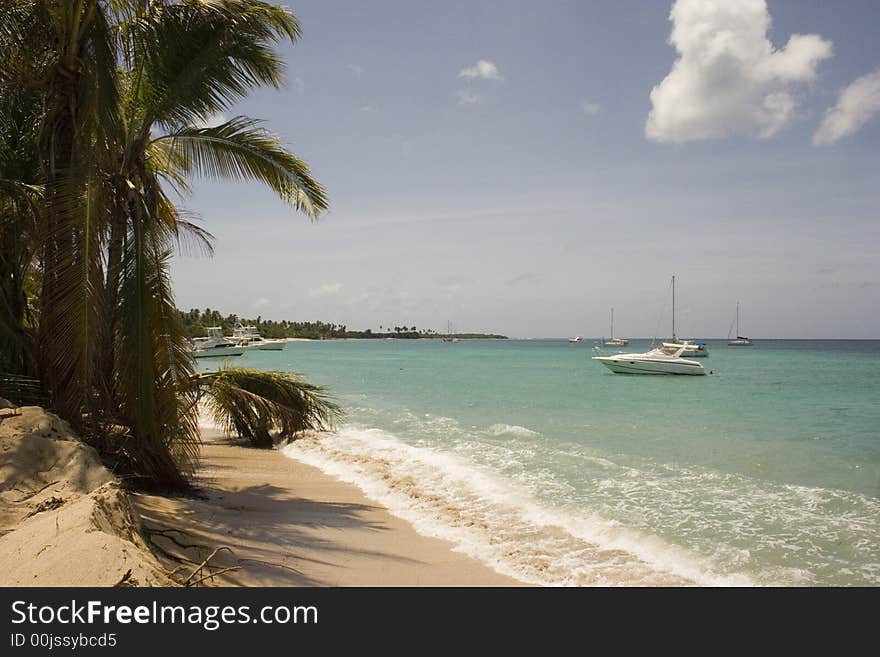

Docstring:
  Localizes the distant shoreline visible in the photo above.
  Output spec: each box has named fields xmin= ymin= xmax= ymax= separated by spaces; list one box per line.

xmin=278 ymin=335 xmax=509 ymax=341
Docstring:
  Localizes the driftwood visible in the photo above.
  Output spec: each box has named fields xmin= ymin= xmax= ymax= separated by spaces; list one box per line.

xmin=143 ymin=526 xmax=238 ymax=586
xmin=183 ymin=546 xmax=234 ymax=586
xmin=185 ymin=566 xmax=241 ymax=587
xmin=143 ymin=525 xmax=299 ymax=586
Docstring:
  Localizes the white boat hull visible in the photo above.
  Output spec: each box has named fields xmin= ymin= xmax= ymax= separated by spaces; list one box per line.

xmin=593 ymin=354 xmax=705 ymax=375
xmin=193 ymin=346 xmax=245 ymax=358
xmin=603 ymin=338 xmax=629 ymax=347
xmin=256 ymin=340 xmax=285 ymax=350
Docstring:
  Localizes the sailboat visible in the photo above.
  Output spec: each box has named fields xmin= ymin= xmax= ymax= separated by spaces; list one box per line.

xmin=603 ymin=307 xmax=628 ymax=346
xmin=441 ymin=321 xmax=458 ymax=343
xmin=661 ymin=275 xmax=708 ymax=357
xmin=727 ymin=302 xmax=753 ymax=346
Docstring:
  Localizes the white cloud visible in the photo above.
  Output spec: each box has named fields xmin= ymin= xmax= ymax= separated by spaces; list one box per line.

xmin=646 ymin=0 xmax=832 ymax=142
xmin=254 ymin=297 xmax=271 ymax=309
xmin=456 ymin=90 xmax=483 ymax=106
xmin=309 ymin=283 xmax=343 ymax=298
xmin=458 ymin=59 xmax=501 ymax=80
xmin=347 ymin=64 xmax=364 ymax=78
xmin=813 ymin=68 xmax=880 ymax=145
xmin=581 ymin=100 xmax=600 ymax=116
xmin=360 ymin=103 xmax=378 ymax=113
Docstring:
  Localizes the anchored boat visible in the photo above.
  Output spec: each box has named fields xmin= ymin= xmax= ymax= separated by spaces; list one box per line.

xmin=193 ymin=327 xmax=245 ymax=358
xmin=592 ymin=345 xmax=706 ymax=375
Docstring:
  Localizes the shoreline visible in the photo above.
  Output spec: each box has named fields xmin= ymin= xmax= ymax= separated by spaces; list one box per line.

xmin=133 ymin=430 xmax=524 ymax=586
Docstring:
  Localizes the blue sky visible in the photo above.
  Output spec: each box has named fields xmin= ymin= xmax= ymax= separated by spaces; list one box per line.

xmin=171 ymin=0 xmax=880 ymax=338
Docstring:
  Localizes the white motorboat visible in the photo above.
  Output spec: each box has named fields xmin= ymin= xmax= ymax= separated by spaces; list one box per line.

xmin=568 ymin=336 xmax=584 ymax=343
xmin=727 ymin=302 xmax=753 ymax=346
xmin=233 ymin=324 xmax=284 ymax=350
xmin=592 ymin=346 xmax=706 ymax=375
xmin=193 ymin=327 xmax=245 ymax=358
xmin=603 ymin=307 xmax=629 ymax=346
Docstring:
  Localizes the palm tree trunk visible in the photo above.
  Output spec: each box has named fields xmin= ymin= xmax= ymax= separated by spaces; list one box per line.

xmin=101 ymin=198 xmax=127 ymax=400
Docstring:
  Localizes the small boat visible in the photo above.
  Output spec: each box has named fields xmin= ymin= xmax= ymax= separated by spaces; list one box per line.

xmin=592 ymin=346 xmax=705 ymax=375
xmin=662 ymin=275 xmax=708 ymax=357
xmin=727 ymin=302 xmax=753 ymax=346
xmin=233 ymin=324 xmax=284 ymax=350
xmin=441 ymin=321 xmax=459 ymax=343
xmin=568 ymin=336 xmax=584 ymax=343
xmin=193 ymin=327 xmax=245 ymax=358
xmin=602 ymin=307 xmax=629 ymax=346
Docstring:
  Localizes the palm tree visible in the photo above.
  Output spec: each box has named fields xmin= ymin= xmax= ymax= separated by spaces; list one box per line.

xmin=0 ymin=0 xmax=334 ymax=487
xmin=0 ymin=76 xmax=42 ymax=376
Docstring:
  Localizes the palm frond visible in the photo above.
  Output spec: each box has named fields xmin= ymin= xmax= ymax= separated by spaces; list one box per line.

xmin=114 ymin=204 xmax=200 ymax=485
xmin=197 ymin=367 xmax=342 ymax=448
xmin=155 ymin=117 xmax=328 ymax=218
xmin=125 ymin=0 xmax=301 ymax=131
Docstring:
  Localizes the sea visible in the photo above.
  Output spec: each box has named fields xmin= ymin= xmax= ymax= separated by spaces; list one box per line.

xmin=198 ymin=338 xmax=880 ymax=586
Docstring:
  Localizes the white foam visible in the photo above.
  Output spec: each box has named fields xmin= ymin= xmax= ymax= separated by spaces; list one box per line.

xmin=283 ymin=424 xmax=754 ymax=586
xmin=486 ymin=423 xmax=541 ymax=438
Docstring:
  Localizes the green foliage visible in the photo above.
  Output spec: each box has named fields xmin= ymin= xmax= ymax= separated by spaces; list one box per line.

xmin=197 ymin=368 xmax=342 ymax=448
xmin=0 ymin=1 xmax=330 ymax=488
xmin=177 ymin=308 xmax=509 ymax=340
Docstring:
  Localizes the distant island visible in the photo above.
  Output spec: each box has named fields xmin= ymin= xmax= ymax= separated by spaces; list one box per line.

xmin=178 ymin=308 xmax=508 ymax=340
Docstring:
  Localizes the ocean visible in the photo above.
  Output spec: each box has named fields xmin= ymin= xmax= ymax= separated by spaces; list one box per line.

xmin=198 ymin=339 xmax=880 ymax=586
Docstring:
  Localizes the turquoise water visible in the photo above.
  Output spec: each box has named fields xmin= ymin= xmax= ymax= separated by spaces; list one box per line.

xmin=199 ymin=339 xmax=880 ymax=586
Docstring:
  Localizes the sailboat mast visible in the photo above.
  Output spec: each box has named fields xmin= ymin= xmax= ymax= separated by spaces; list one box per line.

xmin=611 ymin=307 xmax=614 ymax=339
xmin=671 ymin=275 xmax=676 ymax=341
xmin=736 ymin=301 xmax=740 ymax=337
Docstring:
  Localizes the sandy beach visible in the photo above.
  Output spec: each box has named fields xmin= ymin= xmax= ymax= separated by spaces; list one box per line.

xmin=133 ymin=432 xmax=522 ymax=586
xmin=0 ymin=404 xmax=520 ymax=586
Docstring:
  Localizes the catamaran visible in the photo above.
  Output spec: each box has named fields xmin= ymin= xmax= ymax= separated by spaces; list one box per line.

xmin=727 ymin=302 xmax=753 ymax=346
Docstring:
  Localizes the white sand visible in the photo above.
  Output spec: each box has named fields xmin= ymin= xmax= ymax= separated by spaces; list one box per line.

xmin=0 ymin=405 xmax=521 ymax=586
xmin=134 ymin=434 xmax=523 ymax=586
xmin=0 ymin=406 xmax=170 ymax=586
